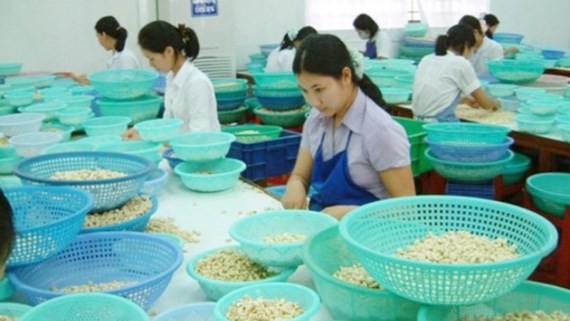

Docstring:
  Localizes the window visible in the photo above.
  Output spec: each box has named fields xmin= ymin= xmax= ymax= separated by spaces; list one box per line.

xmin=305 ymin=0 xmax=490 ymax=30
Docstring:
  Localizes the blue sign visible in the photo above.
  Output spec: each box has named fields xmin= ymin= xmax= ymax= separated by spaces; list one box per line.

xmin=191 ymin=0 xmax=218 ymax=17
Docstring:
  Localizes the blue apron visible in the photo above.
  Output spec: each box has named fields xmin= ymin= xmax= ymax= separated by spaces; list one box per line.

xmin=365 ymin=40 xmax=377 ymax=59
xmin=417 ymin=93 xmax=460 ymax=122
xmin=309 ymin=131 xmax=378 ymax=211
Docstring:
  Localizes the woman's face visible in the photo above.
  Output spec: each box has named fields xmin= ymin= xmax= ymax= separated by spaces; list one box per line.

xmin=141 ymin=47 xmax=175 ymax=73
xmin=489 ymin=24 xmax=499 ymax=34
xmin=96 ymin=32 xmax=114 ymax=51
xmin=356 ymin=29 xmax=370 ymax=40
xmin=462 ymin=44 xmax=475 ymax=59
xmin=297 ymin=67 xmax=354 ymax=118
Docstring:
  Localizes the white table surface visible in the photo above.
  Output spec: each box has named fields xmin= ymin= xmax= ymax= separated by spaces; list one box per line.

xmin=148 ymin=161 xmax=333 ymax=319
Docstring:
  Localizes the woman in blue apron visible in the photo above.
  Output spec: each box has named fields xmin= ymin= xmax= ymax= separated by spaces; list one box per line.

xmin=353 ymin=14 xmax=392 ymax=59
xmin=281 ymin=34 xmax=416 ymax=219
xmin=412 ymin=24 xmax=500 ymax=122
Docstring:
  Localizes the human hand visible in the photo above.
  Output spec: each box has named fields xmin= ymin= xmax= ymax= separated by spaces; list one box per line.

xmin=281 ymin=183 xmax=307 ymax=210
xmin=461 ymin=96 xmax=480 ymax=108
xmin=123 ymin=128 xmax=141 ymax=140
xmin=72 ymin=74 xmax=90 ymax=85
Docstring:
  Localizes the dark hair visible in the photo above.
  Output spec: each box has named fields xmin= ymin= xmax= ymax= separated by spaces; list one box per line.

xmin=0 ymin=189 xmax=15 ymax=266
xmin=293 ymin=34 xmax=387 ymax=109
xmin=138 ymin=20 xmax=200 ymax=61
xmin=279 ymin=26 xmax=318 ymax=51
xmin=483 ymin=14 xmax=500 ymax=39
xmin=459 ymin=15 xmax=484 ymax=35
xmin=353 ymin=14 xmax=379 ymax=39
xmin=95 ymin=16 xmax=128 ymax=52
xmin=435 ymin=24 xmax=476 ymax=56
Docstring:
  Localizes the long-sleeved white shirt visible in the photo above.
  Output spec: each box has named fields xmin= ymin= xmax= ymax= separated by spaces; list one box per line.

xmin=106 ymin=47 xmax=140 ymax=70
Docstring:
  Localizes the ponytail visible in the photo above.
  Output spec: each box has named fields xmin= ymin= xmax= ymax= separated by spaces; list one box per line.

xmin=279 ymin=33 xmax=294 ymax=51
xmin=359 ymin=74 xmax=387 ymax=111
xmin=178 ymin=24 xmax=200 ymax=61
xmin=95 ymin=16 xmax=129 ymax=52
xmin=115 ymin=27 xmax=127 ymax=52
xmin=435 ymin=35 xmax=449 ymax=55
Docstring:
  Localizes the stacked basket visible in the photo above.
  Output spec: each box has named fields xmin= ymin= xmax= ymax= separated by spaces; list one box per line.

xmin=212 ymin=78 xmax=249 ymax=125
xmin=423 ymin=123 xmax=514 ymax=184
xmin=399 ymin=22 xmax=434 ymax=61
xmin=251 ymin=72 xmax=309 ymax=128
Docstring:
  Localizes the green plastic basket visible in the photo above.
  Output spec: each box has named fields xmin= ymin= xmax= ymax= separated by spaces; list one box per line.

xmin=339 ymin=195 xmax=558 ymax=306
xmin=526 ymin=172 xmax=570 ymax=217
xmin=393 ymin=117 xmax=432 ymax=176
xmin=423 ymin=123 xmax=510 ymax=145
xmin=222 ymin=124 xmax=283 ymax=143
xmin=212 ymin=78 xmax=248 ymax=99
xmin=417 ymin=281 xmax=570 ymax=321
xmin=253 ymin=105 xmax=310 ymax=128
xmin=502 ymin=152 xmax=531 ymax=185
xmin=217 ymin=105 xmax=248 ymax=124
xmin=304 ymin=227 xmax=420 ymax=321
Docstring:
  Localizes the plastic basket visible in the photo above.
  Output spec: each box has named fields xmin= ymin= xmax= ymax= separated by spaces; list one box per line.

xmin=253 ymin=105 xmax=310 ymax=128
xmin=0 ymin=63 xmax=22 ymax=77
xmin=515 ymin=114 xmax=554 ymax=134
xmin=83 ymin=116 xmax=132 ymax=137
xmin=527 ymin=99 xmax=560 ymax=116
xmin=54 ymin=95 xmax=94 ymax=109
xmin=251 ymin=72 xmax=297 ymax=89
xmin=214 ymin=283 xmax=320 ymax=321
xmin=487 ymin=84 xmax=518 ymax=97
xmin=526 ymin=172 xmax=570 ymax=217
xmin=227 ymin=130 xmax=301 ymax=181
xmin=255 ymin=94 xmax=305 ymax=111
xmin=212 ymin=78 xmax=248 ymax=99
xmin=4 ymin=186 xmax=93 ymax=267
xmin=493 ymin=33 xmax=524 ymax=44
xmin=382 ymin=88 xmax=411 ymax=104
xmin=0 ymin=154 xmax=22 ymax=175
xmin=230 ymin=210 xmax=338 ymax=267
xmin=186 ymin=245 xmax=296 ymax=301
xmin=41 ymin=123 xmax=74 ymax=142
xmin=404 ymin=22 xmax=428 ymax=37
xmin=417 ymin=281 xmax=569 ymax=321
xmin=304 ymin=227 xmax=420 ymax=321
xmin=399 ymin=46 xmax=433 ymax=58
xmin=425 ymin=148 xmax=514 ymax=183
xmin=445 ymin=182 xmax=495 ymax=199
xmin=162 ymin=148 xmax=183 ymax=172
xmin=140 ymin=168 xmax=168 ymax=196
xmin=88 ymin=69 xmax=159 ymax=100
xmin=514 ymin=87 xmax=546 ymax=101
xmin=218 ymin=105 xmax=248 ymax=124
xmin=0 ymin=277 xmax=14 ymax=301
xmin=487 ymin=59 xmax=544 ymax=84
xmin=19 ymin=102 xmax=67 ymax=121
xmin=154 ymin=302 xmax=216 ymax=321
xmin=14 ymin=152 xmax=154 ymax=211
xmin=133 ymin=118 xmax=183 ymax=142
xmin=259 ymin=44 xmax=279 ymax=57
xmin=4 ymin=90 xmax=34 ymax=107
xmin=19 ymin=293 xmax=148 ymax=321
xmin=222 ymin=124 xmax=283 ymax=143
xmin=541 ymin=49 xmax=566 ymax=60
xmin=78 ymin=134 xmax=122 ymax=148
xmin=174 ymin=158 xmax=246 ymax=192
xmin=97 ymin=95 xmax=162 ymax=124
xmin=0 ymin=104 xmax=16 ymax=117
xmin=426 ymin=137 xmax=514 ymax=162
xmin=55 ymin=107 xmax=94 ymax=125
xmin=9 ymin=231 xmax=183 ymax=310
xmin=169 ymin=132 xmax=235 ymax=162
xmin=81 ymin=195 xmax=158 ymax=233
xmin=0 ymin=303 xmax=32 ymax=319
xmin=0 ymin=113 xmax=45 ymax=137
xmin=94 ymin=141 xmax=163 ymax=165
xmin=502 ymin=152 xmax=531 ymax=185
xmin=9 ymin=132 xmax=62 ymax=158
xmin=42 ymin=142 xmax=94 ymax=154
xmin=393 ymin=117 xmax=431 ymax=176
xmin=423 ymin=123 xmax=510 ymax=145
xmin=217 ymin=96 xmax=247 ymax=111
xmin=498 ymin=96 xmax=520 ymax=112
xmin=560 ymin=124 xmax=570 ymax=142
xmin=339 ymin=195 xmax=558 ymax=305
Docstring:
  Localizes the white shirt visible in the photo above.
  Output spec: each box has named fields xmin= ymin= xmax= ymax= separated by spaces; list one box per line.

xmin=264 ymin=47 xmax=296 ymax=72
xmin=106 ymin=48 xmax=140 ymax=70
xmin=164 ymin=60 xmax=220 ymax=132
xmin=412 ymin=52 xmax=480 ymax=118
xmin=469 ymin=37 xmax=504 ymax=75
xmin=375 ymin=30 xmax=393 ymax=59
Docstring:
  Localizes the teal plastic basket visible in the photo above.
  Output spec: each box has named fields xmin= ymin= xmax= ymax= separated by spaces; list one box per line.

xmin=55 ymin=107 xmax=93 ymax=125
xmin=42 ymin=142 xmax=94 ymax=154
xmin=212 ymin=78 xmax=248 ymax=99
xmin=0 ymin=63 xmax=22 ymax=77
xmin=186 ymin=245 xmax=296 ymax=301
xmin=425 ymin=149 xmax=514 ymax=183
xmin=514 ymin=87 xmax=546 ymax=101
xmin=218 ymin=105 xmax=248 ymax=124
xmin=41 ymin=123 xmax=75 ymax=142
xmin=230 ymin=210 xmax=338 ymax=267
xmin=515 ymin=114 xmax=554 ymax=134
xmin=154 ymin=302 xmax=215 ymax=321
xmin=214 ymin=283 xmax=320 ymax=321
xmin=251 ymin=72 xmax=298 ymax=89
xmin=95 ymin=141 xmax=163 ymax=165
xmin=526 ymin=172 xmax=570 ymax=217
xmin=502 ymin=152 xmax=531 ymax=185
xmin=174 ymin=158 xmax=245 ymax=192
xmin=338 ymin=195 xmax=558 ymax=306
xmin=20 ymin=102 xmax=67 ymax=121
xmin=77 ymin=134 xmax=122 ymax=147
xmin=4 ymin=90 xmax=34 ymax=107
xmin=97 ymin=95 xmax=162 ymax=124
xmin=304 ymin=227 xmax=420 ymax=321
xmin=0 ymin=302 xmax=32 ymax=319
xmin=0 ymin=277 xmax=14 ymax=301
xmin=423 ymin=123 xmax=510 ymax=145
xmin=0 ymin=154 xmax=22 ymax=175
xmin=417 ymin=281 xmax=569 ymax=321
xmin=487 ymin=59 xmax=545 ymax=84
xmin=253 ymin=105 xmax=311 ymax=128
xmin=133 ymin=118 xmax=183 ymax=143
xmin=382 ymin=88 xmax=411 ymax=104
xmin=487 ymin=84 xmax=518 ymax=97
xmin=222 ymin=124 xmax=283 ymax=143
xmin=19 ymin=293 xmax=148 ymax=321
xmin=169 ymin=131 xmax=235 ymax=162
xmin=83 ymin=116 xmax=132 ymax=137
xmin=88 ymin=69 xmax=159 ymax=100
xmin=53 ymin=95 xmax=94 ymax=109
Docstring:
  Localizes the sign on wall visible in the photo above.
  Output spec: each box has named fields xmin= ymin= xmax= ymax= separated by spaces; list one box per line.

xmin=191 ymin=0 xmax=218 ymax=17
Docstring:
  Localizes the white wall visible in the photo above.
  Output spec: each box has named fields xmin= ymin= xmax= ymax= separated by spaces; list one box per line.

xmin=0 ymin=0 xmax=156 ymax=74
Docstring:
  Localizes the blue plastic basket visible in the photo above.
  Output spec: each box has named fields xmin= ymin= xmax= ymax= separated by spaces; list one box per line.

xmin=174 ymin=158 xmax=246 ymax=192
xmin=9 ymin=231 xmax=183 ymax=310
xmin=186 ymin=245 xmax=296 ymax=301
xmin=339 ymin=195 xmax=558 ymax=306
xmin=81 ymin=195 xmax=158 ymax=233
xmin=140 ymin=168 xmax=168 ymax=197
xmin=214 ymin=283 xmax=320 ymax=321
xmin=425 ymin=149 xmax=514 ymax=183
xmin=304 ymin=227 xmax=420 ymax=321
xmin=217 ymin=96 xmax=247 ymax=111
xmin=88 ymin=69 xmax=159 ymax=100
xmin=426 ymin=137 xmax=514 ymax=162
xmin=541 ymin=49 xmax=566 ymax=60
xmin=0 ymin=302 xmax=32 ymax=319
xmin=169 ymin=132 xmax=235 ymax=162
xmin=526 ymin=172 xmax=570 ymax=217
xmin=154 ymin=302 xmax=216 ymax=321
xmin=255 ymin=94 xmax=306 ymax=111
xmin=423 ymin=123 xmax=510 ymax=145
xmin=493 ymin=33 xmax=524 ymax=44
xmin=14 ymin=152 xmax=154 ymax=211
xmin=19 ymin=292 xmax=149 ymax=321
xmin=417 ymin=281 xmax=569 ymax=321
xmin=230 ymin=210 xmax=338 ymax=267
xmin=4 ymin=186 xmax=93 ymax=267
